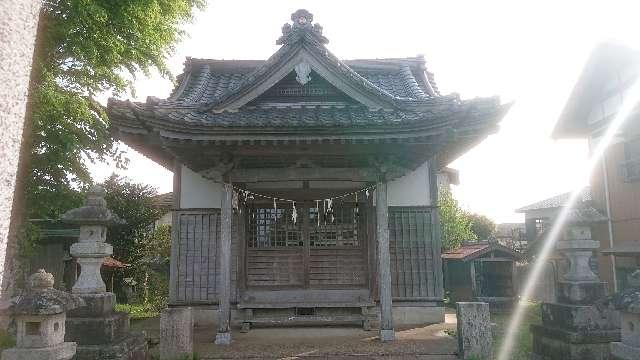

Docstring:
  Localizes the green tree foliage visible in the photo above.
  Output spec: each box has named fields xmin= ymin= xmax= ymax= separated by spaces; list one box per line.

xmin=468 ymin=213 xmax=496 ymax=240
xmin=101 ymin=174 xmax=169 ymax=307
xmin=138 ymin=224 xmax=171 ymax=311
xmin=439 ymin=188 xmax=476 ymax=251
xmin=26 ymin=0 xmax=204 ymax=219
xmin=103 ymin=174 xmax=161 ymax=265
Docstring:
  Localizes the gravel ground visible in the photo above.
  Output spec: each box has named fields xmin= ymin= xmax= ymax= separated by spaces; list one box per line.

xmin=192 ymin=323 xmax=457 ymax=359
xmin=133 ymin=315 xmax=458 ymax=359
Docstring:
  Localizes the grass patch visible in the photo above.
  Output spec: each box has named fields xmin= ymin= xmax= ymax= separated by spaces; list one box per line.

xmin=115 ymin=303 xmax=160 ymax=320
xmin=0 ymin=329 xmax=15 ymax=351
xmin=491 ymin=301 xmax=541 ymax=360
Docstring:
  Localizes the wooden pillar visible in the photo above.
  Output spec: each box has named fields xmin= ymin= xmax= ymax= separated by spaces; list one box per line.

xmin=215 ymin=182 xmax=233 ymax=345
xmin=169 ymin=160 xmax=182 ymax=304
xmin=470 ymin=260 xmax=477 ymax=298
xmin=376 ymin=181 xmax=394 ymax=341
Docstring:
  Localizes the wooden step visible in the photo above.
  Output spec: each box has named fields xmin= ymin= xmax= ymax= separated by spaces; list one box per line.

xmin=238 ymin=302 xmax=374 ymax=309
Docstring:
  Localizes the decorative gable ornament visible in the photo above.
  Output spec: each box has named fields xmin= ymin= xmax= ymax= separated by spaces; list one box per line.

xmin=277 ymin=9 xmax=328 ymax=45
xmin=294 ymin=61 xmax=312 ymax=85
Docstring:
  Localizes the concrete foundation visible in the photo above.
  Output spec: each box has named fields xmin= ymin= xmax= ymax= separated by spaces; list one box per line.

xmin=1 ymin=342 xmax=76 ymax=360
xmin=188 ymin=305 xmax=445 ymax=328
xmin=392 ymin=305 xmax=444 ymax=326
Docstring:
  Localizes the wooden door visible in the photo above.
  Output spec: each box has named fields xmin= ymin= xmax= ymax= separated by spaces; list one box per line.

xmin=245 ymin=201 xmax=368 ymax=290
xmin=245 ymin=204 xmax=305 ymax=288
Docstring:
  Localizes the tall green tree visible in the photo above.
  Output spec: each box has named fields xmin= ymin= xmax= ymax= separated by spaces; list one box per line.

xmin=101 ymin=174 xmax=167 ymax=305
xmin=25 ymin=0 xmax=204 ymax=219
xmin=439 ymin=188 xmax=476 ymax=251
xmin=102 ymin=175 xmax=161 ymax=263
xmin=468 ymin=213 xmax=496 ymax=240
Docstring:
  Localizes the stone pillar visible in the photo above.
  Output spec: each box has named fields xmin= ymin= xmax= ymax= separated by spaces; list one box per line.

xmin=61 ymin=186 xmax=147 ymax=360
xmin=1 ymin=270 xmax=84 ymax=360
xmin=0 ymin=0 xmax=42 ymax=303
xmin=215 ymin=182 xmax=233 ymax=345
xmin=376 ymin=181 xmax=394 ymax=341
xmin=531 ymin=212 xmax=620 ymax=360
xmin=456 ymin=302 xmax=491 ymax=360
xmin=160 ymin=307 xmax=193 ymax=360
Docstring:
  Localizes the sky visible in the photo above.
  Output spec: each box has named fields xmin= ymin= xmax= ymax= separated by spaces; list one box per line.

xmin=90 ymin=0 xmax=640 ymax=223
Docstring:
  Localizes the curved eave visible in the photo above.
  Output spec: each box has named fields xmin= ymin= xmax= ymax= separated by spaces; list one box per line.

xmin=108 ymin=97 xmax=507 ymax=171
xmin=109 ymin=97 xmax=502 ymax=137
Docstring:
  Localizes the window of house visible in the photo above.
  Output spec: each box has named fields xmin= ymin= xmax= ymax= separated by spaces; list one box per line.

xmin=535 ymin=218 xmax=546 ymax=236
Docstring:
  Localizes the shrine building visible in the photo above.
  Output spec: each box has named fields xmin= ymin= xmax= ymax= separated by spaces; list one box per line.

xmin=107 ymin=9 xmax=509 ymax=342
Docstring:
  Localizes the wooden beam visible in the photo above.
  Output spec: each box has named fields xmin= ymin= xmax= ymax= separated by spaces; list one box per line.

xmin=215 ymin=183 xmax=233 ymax=345
xmin=227 ymin=167 xmax=378 ymax=182
xmin=376 ymin=181 xmax=394 ymax=341
xmin=475 ymin=257 xmax=514 ymax=262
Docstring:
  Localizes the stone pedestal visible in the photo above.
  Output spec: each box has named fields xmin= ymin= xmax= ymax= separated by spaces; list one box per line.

xmin=456 ymin=302 xmax=491 ymax=359
xmin=61 ymin=186 xmax=147 ymax=360
xmin=531 ymin=221 xmax=621 ymax=360
xmin=65 ymin=293 xmax=147 ymax=360
xmin=160 ymin=307 xmax=193 ymax=360
xmin=608 ymin=280 xmax=640 ymax=360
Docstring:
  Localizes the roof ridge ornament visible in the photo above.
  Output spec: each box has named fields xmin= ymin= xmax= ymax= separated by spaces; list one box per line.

xmin=277 ymin=9 xmax=328 ymax=46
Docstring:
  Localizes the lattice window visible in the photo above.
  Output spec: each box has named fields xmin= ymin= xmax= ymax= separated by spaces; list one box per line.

xmin=247 ymin=204 xmax=302 ymax=248
xmin=309 ymin=204 xmax=359 ymax=247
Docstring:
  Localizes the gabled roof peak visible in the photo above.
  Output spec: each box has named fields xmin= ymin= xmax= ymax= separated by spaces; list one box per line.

xmin=277 ymin=9 xmax=328 ymax=46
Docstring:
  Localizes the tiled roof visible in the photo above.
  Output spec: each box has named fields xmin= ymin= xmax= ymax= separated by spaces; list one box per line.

xmin=168 ymin=58 xmax=434 ymax=104
xmin=516 ymin=187 xmax=592 ymax=213
xmin=152 ymin=192 xmax=173 ymax=208
xmin=108 ymin=9 xmax=507 ymax=133
xmin=103 ymin=256 xmax=128 ymax=269
xmin=109 ymin=95 xmax=502 ymax=131
xmin=442 ymin=243 xmax=489 ymax=260
xmin=442 ymin=242 xmax=521 ymax=261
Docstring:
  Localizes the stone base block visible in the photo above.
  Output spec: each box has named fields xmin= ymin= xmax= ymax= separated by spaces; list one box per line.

xmin=75 ymin=331 xmax=147 ymax=360
xmin=611 ymin=341 xmax=640 ymax=360
xmin=379 ymin=329 xmax=395 ymax=342
xmin=68 ymin=293 xmax=116 ymax=317
xmin=557 ymin=281 xmax=608 ymax=305
xmin=392 ymin=305 xmax=444 ymax=326
xmin=541 ymin=302 xmax=620 ymax=333
xmin=214 ymin=332 xmax=232 ymax=345
xmin=160 ymin=307 xmax=193 ymax=359
xmin=1 ymin=342 xmax=76 ymax=360
xmin=531 ymin=324 xmax=620 ymax=360
xmin=456 ymin=302 xmax=491 ymax=360
xmin=65 ymin=312 xmax=130 ymax=345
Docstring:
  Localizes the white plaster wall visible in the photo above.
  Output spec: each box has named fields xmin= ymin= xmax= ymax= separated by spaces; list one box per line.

xmin=387 ymin=161 xmax=432 ymax=206
xmin=180 ymin=166 xmax=223 ymax=209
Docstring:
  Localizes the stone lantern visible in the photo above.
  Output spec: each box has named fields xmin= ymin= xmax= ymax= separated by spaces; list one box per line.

xmin=60 ymin=185 xmax=147 ymax=360
xmin=531 ymin=205 xmax=620 ymax=360
xmin=61 ymin=185 xmax=121 ymax=294
xmin=1 ymin=270 xmax=84 ymax=360
xmin=555 ymin=208 xmax=608 ymax=304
